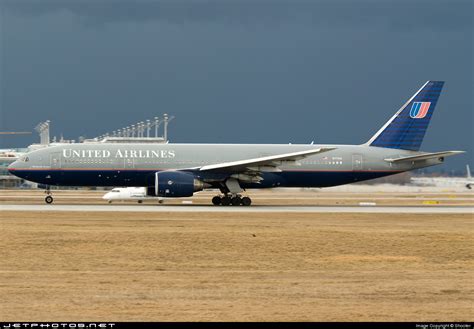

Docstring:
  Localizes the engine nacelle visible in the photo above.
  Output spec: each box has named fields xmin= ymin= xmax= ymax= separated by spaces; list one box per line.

xmin=148 ymin=171 xmax=205 ymax=197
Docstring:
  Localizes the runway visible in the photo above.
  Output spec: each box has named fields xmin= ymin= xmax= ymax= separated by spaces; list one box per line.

xmin=1 ymin=204 xmax=472 ymax=213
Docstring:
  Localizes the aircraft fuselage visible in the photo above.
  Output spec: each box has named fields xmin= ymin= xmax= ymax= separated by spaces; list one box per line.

xmin=8 ymin=143 xmax=442 ymax=189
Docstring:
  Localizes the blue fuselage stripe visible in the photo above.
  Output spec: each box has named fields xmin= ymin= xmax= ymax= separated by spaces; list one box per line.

xmin=11 ymin=169 xmax=401 ymax=189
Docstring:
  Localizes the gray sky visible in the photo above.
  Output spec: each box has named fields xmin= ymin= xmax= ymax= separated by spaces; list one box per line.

xmin=0 ymin=0 xmax=472 ymax=171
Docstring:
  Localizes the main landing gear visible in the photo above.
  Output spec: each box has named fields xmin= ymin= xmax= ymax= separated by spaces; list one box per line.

xmin=212 ymin=195 xmax=252 ymax=206
xmin=44 ymin=186 xmax=54 ymax=204
xmin=212 ymin=178 xmax=251 ymax=206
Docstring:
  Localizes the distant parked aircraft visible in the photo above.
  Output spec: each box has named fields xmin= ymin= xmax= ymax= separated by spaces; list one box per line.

xmin=411 ymin=165 xmax=473 ymax=189
xmin=8 ymin=81 xmax=464 ymax=205
xmin=102 ymin=187 xmax=163 ymax=203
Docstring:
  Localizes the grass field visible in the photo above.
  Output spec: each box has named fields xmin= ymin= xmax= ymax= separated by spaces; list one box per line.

xmin=1 ymin=210 xmax=472 ymax=321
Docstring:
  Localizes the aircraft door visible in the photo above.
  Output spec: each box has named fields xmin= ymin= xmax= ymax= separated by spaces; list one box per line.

xmin=352 ymin=154 xmax=363 ymax=171
xmin=50 ymin=152 xmax=61 ymax=169
xmin=124 ymin=158 xmax=134 ymax=169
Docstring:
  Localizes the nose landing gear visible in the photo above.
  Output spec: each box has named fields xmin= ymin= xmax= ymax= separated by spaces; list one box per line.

xmin=44 ymin=186 xmax=54 ymax=204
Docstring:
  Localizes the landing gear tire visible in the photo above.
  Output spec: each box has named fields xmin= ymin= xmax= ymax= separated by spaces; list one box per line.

xmin=231 ymin=196 xmax=241 ymax=206
xmin=138 ymin=200 xmax=143 ymax=204
xmin=221 ymin=196 xmax=231 ymax=206
xmin=45 ymin=195 xmax=53 ymax=204
xmin=241 ymin=196 xmax=251 ymax=206
xmin=212 ymin=196 xmax=222 ymax=206
xmin=213 ymin=194 xmax=251 ymax=206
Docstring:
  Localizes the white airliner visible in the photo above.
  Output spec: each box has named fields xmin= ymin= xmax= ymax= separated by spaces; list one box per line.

xmin=411 ymin=165 xmax=473 ymax=189
xmin=103 ymin=187 xmax=164 ymax=203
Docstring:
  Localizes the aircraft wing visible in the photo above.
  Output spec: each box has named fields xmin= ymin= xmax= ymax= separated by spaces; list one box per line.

xmin=384 ymin=151 xmax=464 ymax=163
xmin=199 ymin=147 xmax=336 ymax=172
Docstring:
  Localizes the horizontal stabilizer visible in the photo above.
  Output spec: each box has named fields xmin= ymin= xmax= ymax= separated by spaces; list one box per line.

xmin=199 ymin=147 xmax=336 ymax=172
xmin=384 ymin=151 xmax=464 ymax=163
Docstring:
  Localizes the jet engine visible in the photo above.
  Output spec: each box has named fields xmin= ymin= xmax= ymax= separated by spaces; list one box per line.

xmin=147 ymin=171 xmax=206 ymax=197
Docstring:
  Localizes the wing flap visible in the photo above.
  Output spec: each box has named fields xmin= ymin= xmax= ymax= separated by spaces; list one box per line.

xmin=199 ymin=147 xmax=336 ymax=172
xmin=384 ymin=151 xmax=464 ymax=163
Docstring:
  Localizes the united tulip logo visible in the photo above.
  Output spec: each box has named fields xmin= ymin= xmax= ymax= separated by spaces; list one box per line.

xmin=409 ymin=102 xmax=431 ymax=119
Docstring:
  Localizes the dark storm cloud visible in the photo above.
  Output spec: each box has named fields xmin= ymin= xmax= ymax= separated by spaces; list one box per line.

xmin=3 ymin=0 xmax=472 ymax=31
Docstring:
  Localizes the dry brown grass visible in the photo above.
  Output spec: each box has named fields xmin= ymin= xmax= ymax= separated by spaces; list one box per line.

xmin=1 ymin=210 xmax=473 ymax=321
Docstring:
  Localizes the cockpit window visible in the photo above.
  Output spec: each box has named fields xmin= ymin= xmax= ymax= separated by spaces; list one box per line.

xmin=19 ymin=156 xmax=29 ymax=162
xmin=111 ymin=189 xmax=120 ymax=193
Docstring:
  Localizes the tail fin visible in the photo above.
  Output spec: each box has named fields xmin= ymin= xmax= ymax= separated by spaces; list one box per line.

xmin=367 ymin=81 xmax=444 ymax=151
xmin=467 ymin=165 xmax=471 ymax=179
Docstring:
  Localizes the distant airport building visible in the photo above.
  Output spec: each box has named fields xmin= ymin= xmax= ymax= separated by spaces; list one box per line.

xmin=410 ymin=165 xmax=473 ymax=189
xmin=0 ymin=148 xmax=29 ymax=188
xmin=89 ymin=113 xmax=174 ymax=143
xmin=0 ymin=115 xmax=174 ymax=188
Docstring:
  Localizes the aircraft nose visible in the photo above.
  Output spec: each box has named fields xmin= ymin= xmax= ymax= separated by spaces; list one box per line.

xmin=8 ymin=161 xmax=19 ymax=173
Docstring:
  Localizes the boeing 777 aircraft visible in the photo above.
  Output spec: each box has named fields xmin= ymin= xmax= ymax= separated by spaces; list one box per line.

xmin=8 ymin=81 xmax=464 ymax=206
